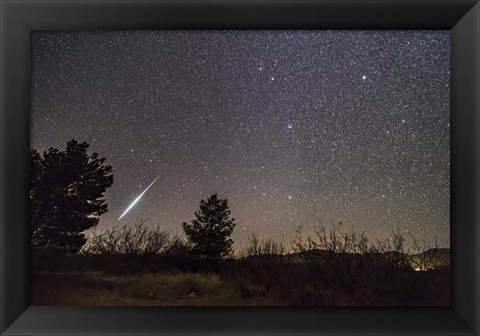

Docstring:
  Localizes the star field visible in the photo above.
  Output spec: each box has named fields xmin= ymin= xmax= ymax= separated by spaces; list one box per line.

xmin=31 ymin=30 xmax=450 ymax=248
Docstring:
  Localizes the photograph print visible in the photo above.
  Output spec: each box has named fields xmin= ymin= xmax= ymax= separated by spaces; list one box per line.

xmin=30 ymin=30 xmax=450 ymax=306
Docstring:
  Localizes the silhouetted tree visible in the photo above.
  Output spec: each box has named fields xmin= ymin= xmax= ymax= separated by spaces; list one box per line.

xmin=86 ymin=220 xmax=170 ymax=258
xmin=182 ymin=194 xmax=236 ymax=263
xmin=30 ymin=140 xmax=113 ymax=254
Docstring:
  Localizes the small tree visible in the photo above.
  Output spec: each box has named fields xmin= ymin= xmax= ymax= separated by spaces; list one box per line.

xmin=182 ymin=194 xmax=236 ymax=262
xmin=30 ymin=139 xmax=113 ymax=254
xmin=239 ymin=232 xmax=286 ymax=295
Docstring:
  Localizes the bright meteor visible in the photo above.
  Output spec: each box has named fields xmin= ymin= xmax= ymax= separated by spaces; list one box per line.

xmin=118 ymin=175 xmax=160 ymax=221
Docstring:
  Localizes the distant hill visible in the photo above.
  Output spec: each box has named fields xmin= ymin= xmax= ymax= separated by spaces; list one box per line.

xmin=251 ymin=248 xmax=450 ymax=270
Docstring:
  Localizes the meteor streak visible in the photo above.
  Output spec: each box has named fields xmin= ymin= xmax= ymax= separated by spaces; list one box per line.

xmin=118 ymin=175 xmax=160 ymax=221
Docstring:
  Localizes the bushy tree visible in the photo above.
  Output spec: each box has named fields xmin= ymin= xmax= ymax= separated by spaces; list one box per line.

xmin=240 ymin=232 xmax=286 ymax=258
xmin=30 ymin=139 xmax=113 ymax=254
xmin=86 ymin=220 xmax=170 ymax=257
xmin=182 ymin=194 xmax=236 ymax=262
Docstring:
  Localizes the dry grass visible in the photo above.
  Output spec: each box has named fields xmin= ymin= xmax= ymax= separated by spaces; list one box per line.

xmin=31 ymin=267 xmax=449 ymax=306
xmin=31 ymin=271 xmax=277 ymax=306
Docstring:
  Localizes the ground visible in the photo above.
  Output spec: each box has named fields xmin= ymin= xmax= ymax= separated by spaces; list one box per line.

xmin=31 ymin=268 xmax=450 ymax=306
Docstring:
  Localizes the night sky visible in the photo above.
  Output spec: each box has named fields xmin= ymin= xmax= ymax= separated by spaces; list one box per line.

xmin=31 ymin=30 xmax=450 ymax=249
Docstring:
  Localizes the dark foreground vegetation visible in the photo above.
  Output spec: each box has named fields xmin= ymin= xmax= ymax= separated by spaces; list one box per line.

xmin=31 ymin=222 xmax=450 ymax=306
xmin=30 ymin=140 xmax=450 ymax=306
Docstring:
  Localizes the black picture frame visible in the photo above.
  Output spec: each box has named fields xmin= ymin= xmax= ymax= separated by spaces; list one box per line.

xmin=1 ymin=0 xmax=479 ymax=335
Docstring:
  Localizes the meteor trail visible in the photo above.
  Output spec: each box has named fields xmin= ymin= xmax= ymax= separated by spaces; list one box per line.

xmin=118 ymin=175 xmax=160 ymax=221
